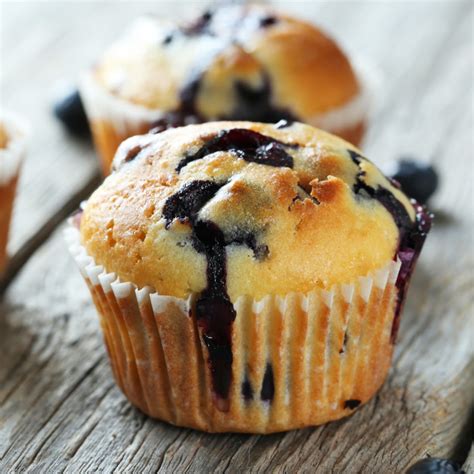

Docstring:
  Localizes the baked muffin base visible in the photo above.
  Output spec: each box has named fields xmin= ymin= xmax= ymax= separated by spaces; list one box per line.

xmin=88 ymin=119 xmax=151 ymax=175
xmin=66 ymin=225 xmax=401 ymax=433
xmin=0 ymin=175 xmax=19 ymax=276
xmin=0 ymin=112 xmax=27 ymax=277
xmin=326 ymin=120 xmax=366 ymax=150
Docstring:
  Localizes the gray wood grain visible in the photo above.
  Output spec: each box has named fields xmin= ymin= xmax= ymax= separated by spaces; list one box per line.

xmin=464 ymin=444 xmax=474 ymax=474
xmin=0 ymin=1 xmax=473 ymax=473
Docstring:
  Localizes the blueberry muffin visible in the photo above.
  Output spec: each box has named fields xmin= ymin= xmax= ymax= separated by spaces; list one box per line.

xmin=80 ymin=4 xmax=374 ymax=175
xmin=0 ymin=113 xmax=27 ymax=277
xmin=66 ymin=121 xmax=431 ymax=433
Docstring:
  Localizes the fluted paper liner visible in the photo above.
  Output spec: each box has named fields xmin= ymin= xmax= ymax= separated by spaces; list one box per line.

xmin=79 ymin=56 xmax=379 ymax=175
xmin=79 ymin=72 xmax=157 ymax=175
xmin=0 ymin=112 xmax=28 ymax=276
xmin=66 ymin=225 xmax=401 ymax=433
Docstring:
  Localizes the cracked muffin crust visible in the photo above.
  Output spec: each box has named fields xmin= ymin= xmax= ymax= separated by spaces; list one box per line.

xmin=81 ymin=121 xmax=417 ymax=299
xmin=81 ymin=4 xmax=371 ymax=174
xmin=74 ymin=121 xmax=431 ymax=432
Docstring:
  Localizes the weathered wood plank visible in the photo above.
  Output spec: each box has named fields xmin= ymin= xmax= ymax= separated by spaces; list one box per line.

xmin=464 ymin=444 xmax=474 ymax=474
xmin=0 ymin=1 xmax=472 ymax=473
xmin=1 ymin=2 xmax=100 ymax=260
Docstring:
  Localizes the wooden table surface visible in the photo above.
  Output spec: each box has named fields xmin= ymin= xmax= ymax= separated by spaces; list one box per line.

xmin=1 ymin=1 xmax=473 ymax=473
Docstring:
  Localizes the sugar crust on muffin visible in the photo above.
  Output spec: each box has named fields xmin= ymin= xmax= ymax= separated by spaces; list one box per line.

xmin=80 ymin=121 xmax=416 ymax=302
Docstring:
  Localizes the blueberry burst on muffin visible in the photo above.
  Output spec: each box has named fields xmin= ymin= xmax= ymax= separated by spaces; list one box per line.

xmin=67 ymin=121 xmax=431 ymax=433
xmin=81 ymin=4 xmax=370 ymax=174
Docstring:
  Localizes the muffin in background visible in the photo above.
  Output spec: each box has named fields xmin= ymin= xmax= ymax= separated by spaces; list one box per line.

xmin=66 ymin=121 xmax=430 ymax=433
xmin=80 ymin=4 xmax=376 ymax=175
xmin=0 ymin=112 xmax=27 ymax=278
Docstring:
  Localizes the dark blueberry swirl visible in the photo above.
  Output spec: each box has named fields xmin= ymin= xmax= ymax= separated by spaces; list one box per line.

xmin=348 ymin=150 xmax=432 ymax=341
xmin=162 ymin=130 xmax=297 ymax=405
xmin=149 ymin=7 xmax=298 ymax=133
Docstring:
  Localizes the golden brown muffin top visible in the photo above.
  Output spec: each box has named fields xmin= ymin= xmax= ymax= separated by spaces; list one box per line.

xmin=80 ymin=121 xmax=420 ymax=301
xmin=93 ymin=4 xmax=359 ymax=124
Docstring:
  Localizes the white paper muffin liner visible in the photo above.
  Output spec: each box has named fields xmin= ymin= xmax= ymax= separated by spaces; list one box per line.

xmin=79 ymin=72 xmax=162 ymax=133
xmin=307 ymin=55 xmax=382 ymax=133
xmin=65 ymin=223 xmax=401 ymax=433
xmin=79 ymin=72 xmax=159 ymax=174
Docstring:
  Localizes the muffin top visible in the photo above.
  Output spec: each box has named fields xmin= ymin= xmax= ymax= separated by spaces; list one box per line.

xmin=80 ymin=121 xmax=424 ymax=301
xmin=92 ymin=4 xmax=359 ymax=124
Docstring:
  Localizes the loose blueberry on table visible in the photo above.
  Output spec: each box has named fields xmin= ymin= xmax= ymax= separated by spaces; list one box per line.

xmin=53 ymin=87 xmax=90 ymax=135
xmin=406 ymin=457 xmax=465 ymax=474
xmin=386 ymin=158 xmax=439 ymax=204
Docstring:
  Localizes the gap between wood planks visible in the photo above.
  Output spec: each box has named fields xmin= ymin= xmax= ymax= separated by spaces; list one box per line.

xmin=0 ymin=172 xmax=101 ymax=296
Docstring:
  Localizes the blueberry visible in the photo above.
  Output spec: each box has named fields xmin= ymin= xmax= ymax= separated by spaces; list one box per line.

xmin=343 ymin=399 xmax=361 ymax=409
xmin=260 ymin=15 xmax=278 ymax=28
xmin=53 ymin=88 xmax=90 ymax=135
xmin=406 ymin=458 xmax=465 ymax=474
xmin=386 ymin=158 xmax=439 ymax=204
xmin=162 ymin=32 xmax=174 ymax=45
